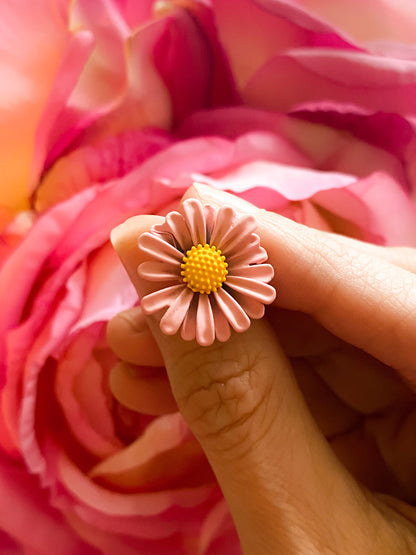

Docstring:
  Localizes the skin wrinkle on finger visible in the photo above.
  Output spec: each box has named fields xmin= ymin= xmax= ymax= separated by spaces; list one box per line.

xmin=157 ymin=324 xmax=284 ymax=461
xmin=311 ymin=239 xmax=416 ymax=374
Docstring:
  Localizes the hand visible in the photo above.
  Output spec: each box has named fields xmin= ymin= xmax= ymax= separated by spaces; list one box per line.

xmin=108 ymin=183 xmax=416 ymax=554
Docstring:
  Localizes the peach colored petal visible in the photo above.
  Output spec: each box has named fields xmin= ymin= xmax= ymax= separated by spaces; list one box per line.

xmin=230 ymin=291 xmax=265 ymax=320
xmin=211 ymin=298 xmax=231 ymax=343
xmin=138 ymin=232 xmax=183 ymax=264
xmin=141 ymin=284 xmax=185 ymax=314
xmin=214 ymin=288 xmax=250 ymax=333
xmin=227 ymin=238 xmax=268 ymax=267
xmin=225 ymin=276 xmax=277 ymax=304
xmin=109 ymin=362 xmax=177 ymax=415
xmin=209 ymin=206 xmax=236 ymax=247
xmin=203 ymin=203 xmax=217 ymax=241
xmin=230 ymin=263 xmax=274 ymax=282
xmin=182 ymin=198 xmax=206 ymax=245
xmin=180 ymin=297 xmax=198 ymax=341
xmin=160 ymin=287 xmax=194 ymax=335
xmin=196 ymin=294 xmax=215 ymax=347
xmin=157 ymin=210 xmax=191 ymax=251
xmin=138 ymin=261 xmax=180 ymax=282
xmin=218 ymin=214 xmax=257 ymax=254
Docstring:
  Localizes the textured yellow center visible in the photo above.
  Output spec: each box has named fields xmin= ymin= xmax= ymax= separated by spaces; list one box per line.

xmin=181 ymin=244 xmax=228 ymax=294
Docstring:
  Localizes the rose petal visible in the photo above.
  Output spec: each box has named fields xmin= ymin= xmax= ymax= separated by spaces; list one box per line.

xmin=58 ymin=452 xmax=212 ymax=516
xmin=55 ymin=326 xmax=122 ymax=458
xmin=0 ymin=459 xmax=94 ymax=555
xmin=35 ymin=130 xmax=170 ymax=211
xmin=255 ymin=0 xmax=416 ymax=46
xmin=211 ymin=0 xmax=310 ymax=88
xmin=152 ymin=7 xmax=211 ymax=123
xmin=198 ymin=499 xmax=239 ymax=555
xmin=244 ymin=50 xmax=416 ymax=116
xmin=72 ymin=242 xmax=138 ymax=333
xmin=0 ymin=0 xmax=86 ymax=215
xmin=89 ymin=412 xmax=189 ymax=479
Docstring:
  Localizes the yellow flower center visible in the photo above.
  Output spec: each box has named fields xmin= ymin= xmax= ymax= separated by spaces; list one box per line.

xmin=181 ymin=244 xmax=228 ymax=294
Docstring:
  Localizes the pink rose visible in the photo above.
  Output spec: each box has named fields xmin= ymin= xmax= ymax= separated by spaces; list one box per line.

xmin=2 ymin=1 xmax=416 ymax=554
xmin=1 ymin=116 xmax=416 ymax=553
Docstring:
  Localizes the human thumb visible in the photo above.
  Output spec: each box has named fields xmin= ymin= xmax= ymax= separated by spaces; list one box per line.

xmin=110 ymin=209 xmax=384 ymax=554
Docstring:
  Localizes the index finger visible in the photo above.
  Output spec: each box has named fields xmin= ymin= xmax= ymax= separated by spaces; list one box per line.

xmin=187 ymin=184 xmax=416 ymax=383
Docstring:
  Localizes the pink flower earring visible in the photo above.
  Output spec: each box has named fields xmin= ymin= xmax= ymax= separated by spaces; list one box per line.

xmin=138 ymin=198 xmax=276 ymax=346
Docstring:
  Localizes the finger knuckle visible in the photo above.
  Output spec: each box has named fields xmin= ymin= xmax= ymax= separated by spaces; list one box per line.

xmin=174 ymin=342 xmax=272 ymax=455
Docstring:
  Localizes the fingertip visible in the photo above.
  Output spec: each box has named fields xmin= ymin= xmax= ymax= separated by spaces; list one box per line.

xmin=107 ymin=307 xmax=165 ymax=367
xmin=182 ymin=182 xmax=262 ymax=214
xmin=111 ymin=215 xmax=164 ymax=256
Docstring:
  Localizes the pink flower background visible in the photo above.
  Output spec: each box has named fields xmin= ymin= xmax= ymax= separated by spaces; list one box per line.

xmin=2 ymin=0 xmax=416 ymax=553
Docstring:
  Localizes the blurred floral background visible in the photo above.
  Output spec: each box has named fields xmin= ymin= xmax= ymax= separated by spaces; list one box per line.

xmin=2 ymin=0 xmax=416 ymax=553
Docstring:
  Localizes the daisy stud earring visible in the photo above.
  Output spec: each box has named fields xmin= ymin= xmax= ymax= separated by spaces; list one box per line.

xmin=138 ymin=198 xmax=276 ymax=346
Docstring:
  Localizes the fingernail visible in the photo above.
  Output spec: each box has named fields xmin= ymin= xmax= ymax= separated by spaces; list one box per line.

xmin=110 ymin=223 xmax=126 ymax=250
xmin=117 ymin=309 xmax=149 ymax=334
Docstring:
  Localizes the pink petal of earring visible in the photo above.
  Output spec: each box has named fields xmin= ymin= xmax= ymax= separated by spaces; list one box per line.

xmin=138 ymin=198 xmax=276 ymax=346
